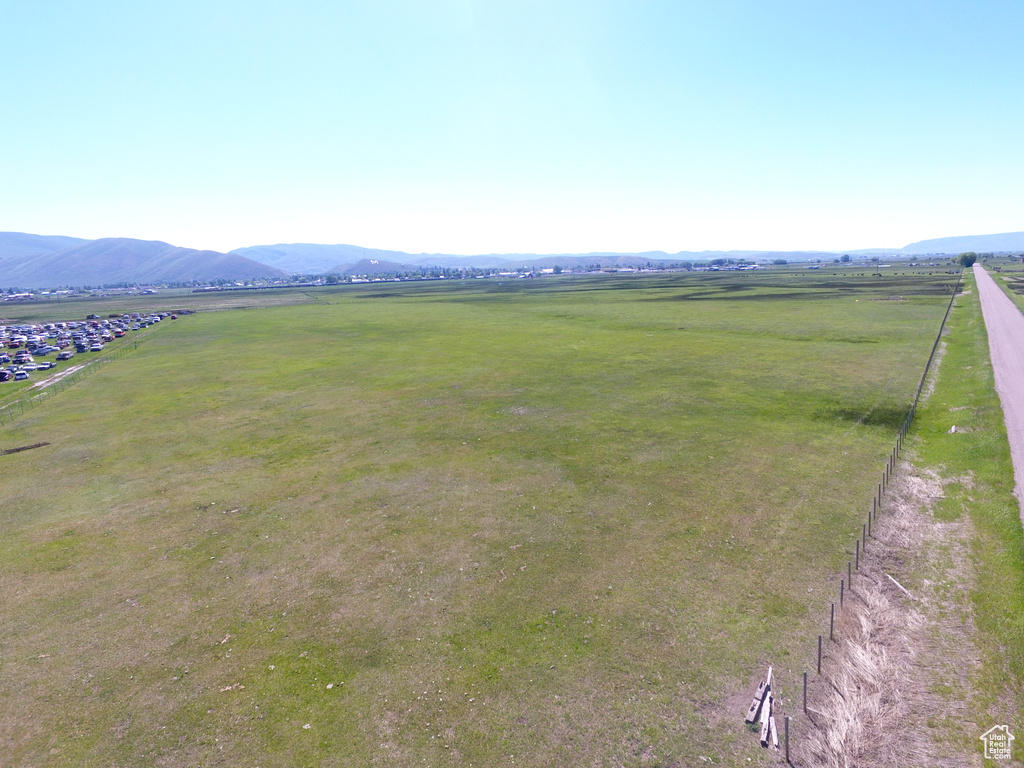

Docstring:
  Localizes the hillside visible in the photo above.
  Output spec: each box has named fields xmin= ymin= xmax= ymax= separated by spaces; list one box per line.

xmin=0 ymin=232 xmax=89 ymax=263
xmin=901 ymin=231 xmax=1024 ymax=254
xmin=0 ymin=237 xmax=286 ymax=288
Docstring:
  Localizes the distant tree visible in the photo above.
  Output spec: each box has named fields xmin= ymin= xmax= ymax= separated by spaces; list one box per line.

xmin=772 ymin=259 xmax=788 ymax=265
xmin=840 ymin=254 xmax=851 ymax=262
xmin=553 ymin=265 xmax=563 ymax=274
xmin=833 ymin=258 xmax=840 ymax=263
xmin=957 ymin=252 xmax=977 ymax=267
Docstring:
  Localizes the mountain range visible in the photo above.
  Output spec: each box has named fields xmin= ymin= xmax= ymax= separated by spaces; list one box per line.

xmin=1 ymin=230 xmax=1021 ymax=289
xmin=0 ymin=234 xmax=286 ymax=288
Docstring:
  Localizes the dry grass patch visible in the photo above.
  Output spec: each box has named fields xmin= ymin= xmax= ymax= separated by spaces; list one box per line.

xmin=801 ymin=464 xmax=984 ymax=767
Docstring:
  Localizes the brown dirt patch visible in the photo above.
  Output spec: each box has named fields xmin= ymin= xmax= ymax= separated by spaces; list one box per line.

xmin=29 ymin=363 xmax=88 ymax=390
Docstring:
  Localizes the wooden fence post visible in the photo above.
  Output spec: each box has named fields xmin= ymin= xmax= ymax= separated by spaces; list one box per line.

xmin=785 ymin=715 xmax=790 ymax=762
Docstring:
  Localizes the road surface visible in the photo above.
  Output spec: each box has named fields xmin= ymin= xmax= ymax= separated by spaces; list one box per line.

xmin=973 ymin=263 xmax=1024 ymax=522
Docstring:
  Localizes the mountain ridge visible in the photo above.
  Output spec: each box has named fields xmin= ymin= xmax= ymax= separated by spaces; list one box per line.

xmin=0 ymin=235 xmax=286 ymax=288
xmin=2 ymin=229 xmax=1022 ymax=288
xmin=900 ymin=231 xmax=1024 ymax=254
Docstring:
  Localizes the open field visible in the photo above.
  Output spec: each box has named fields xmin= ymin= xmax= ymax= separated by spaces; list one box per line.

xmin=0 ymin=287 xmax=323 ymax=324
xmin=0 ymin=272 xmax=965 ymax=766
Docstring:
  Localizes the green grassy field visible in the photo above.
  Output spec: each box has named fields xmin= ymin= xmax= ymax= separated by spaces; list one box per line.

xmin=0 ymin=272 xmax=961 ymax=766
xmin=905 ymin=268 xmax=1024 ymax=761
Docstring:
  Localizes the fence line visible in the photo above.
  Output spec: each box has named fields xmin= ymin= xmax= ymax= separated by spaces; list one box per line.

xmin=787 ymin=268 xmax=964 ymax=762
xmin=0 ymin=332 xmax=155 ymax=429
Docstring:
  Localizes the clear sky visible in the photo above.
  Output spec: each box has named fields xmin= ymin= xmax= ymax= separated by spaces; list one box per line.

xmin=2 ymin=0 xmax=1022 ymax=255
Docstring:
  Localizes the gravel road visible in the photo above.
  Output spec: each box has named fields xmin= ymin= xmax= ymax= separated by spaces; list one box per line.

xmin=973 ymin=263 xmax=1024 ymax=522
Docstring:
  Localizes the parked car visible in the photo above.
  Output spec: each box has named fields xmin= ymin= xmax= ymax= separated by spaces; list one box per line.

xmin=57 ymin=350 xmax=75 ymax=360
xmin=89 ymin=343 xmax=104 ymax=352
xmin=0 ymin=370 xmax=12 ymax=382
xmin=14 ymin=370 xmax=29 ymax=380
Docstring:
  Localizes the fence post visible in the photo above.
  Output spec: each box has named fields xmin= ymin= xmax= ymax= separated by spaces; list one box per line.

xmin=785 ymin=715 xmax=790 ymax=762
xmin=830 ymin=603 xmax=834 ymax=641
xmin=803 ymin=671 xmax=807 ymax=715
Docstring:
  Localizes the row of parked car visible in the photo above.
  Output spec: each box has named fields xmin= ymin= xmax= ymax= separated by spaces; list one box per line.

xmin=0 ymin=311 xmax=176 ymax=383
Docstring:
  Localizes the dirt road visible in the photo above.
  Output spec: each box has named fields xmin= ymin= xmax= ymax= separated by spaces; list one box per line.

xmin=973 ymin=263 xmax=1024 ymax=522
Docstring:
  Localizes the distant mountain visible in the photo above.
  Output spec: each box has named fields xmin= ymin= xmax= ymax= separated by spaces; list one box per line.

xmin=0 ymin=237 xmax=285 ymax=288
xmin=230 ymin=243 xmax=419 ymax=274
xmin=234 ymin=243 xmax=861 ymax=274
xmin=901 ymin=232 xmax=1024 ymax=254
xmin=330 ymin=252 xmax=674 ymax=273
xmin=6 ymin=227 xmax=1023 ymax=288
xmin=0 ymin=232 xmax=90 ymax=262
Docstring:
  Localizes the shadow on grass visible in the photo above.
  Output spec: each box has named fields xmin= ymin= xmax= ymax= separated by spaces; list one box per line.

xmin=645 ymin=278 xmax=958 ymax=303
xmin=822 ymin=402 xmax=911 ymax=430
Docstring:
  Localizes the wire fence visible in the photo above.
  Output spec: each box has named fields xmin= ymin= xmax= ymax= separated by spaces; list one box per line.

xmin=780 ymin=268 xmax=964 ymax=763
xmin=0 ymin=332 xmax=156 ymax=428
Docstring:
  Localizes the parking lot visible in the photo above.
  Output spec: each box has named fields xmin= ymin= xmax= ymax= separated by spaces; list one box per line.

xmin=0 ymin=311 xmax=176 ymax=384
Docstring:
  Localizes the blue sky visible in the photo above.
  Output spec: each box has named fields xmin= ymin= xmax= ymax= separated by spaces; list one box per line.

xmin=2 ymin=0 xmax=1022 ymax=254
